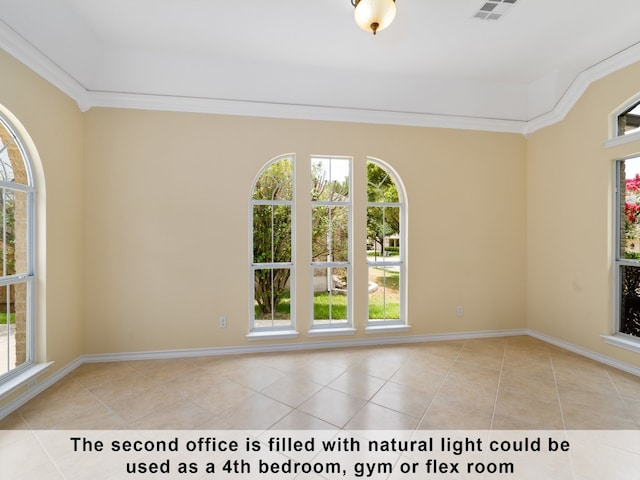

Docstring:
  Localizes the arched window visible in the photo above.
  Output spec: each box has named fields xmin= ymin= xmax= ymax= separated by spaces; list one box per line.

xmin=249 ymin=154 xmax=407 ymax=337
xmin=250 ymin=155 xmax=294 ymax=332
xmin=0 ymin=108 xmax=36 ymax=382
xmin=367 ymin=158 xmax=406 ymax=326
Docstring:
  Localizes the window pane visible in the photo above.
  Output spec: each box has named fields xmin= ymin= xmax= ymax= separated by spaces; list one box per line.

xmin=311 ymin=158 xmax=350 ymax=201
xmin=368 ymin=266 xmax=400 ymax=322
xmin=313 ymin=267 xmax=348 ymax=324
xmin=0 ymin=280 xmax=27 ymax=376
xmin=367 ymin=206 xmax=400 ymax=256
xmin=367 ymin=162 xmax=399 ymax=203
xmin=621 ymin=157 xmax=640 ymax=260
xmin=312 ymin=206 xmax=349 ymax=263
xmin=0 ymin=189 xmax=28 ymax=276
xmin=253 ymin=204 xmax=292 ymax=263
xmin=620 ymin=265 xmax=640 ymax=337
xmin=618 ymin=102 xmax=640 ymax=136
xmin=254 ymin=268 xmax=291 ymax=327
xmin=252 ymin=159 xmax=293 ymax=201
xmin=0 ymin=122 xmax=29 ymax=186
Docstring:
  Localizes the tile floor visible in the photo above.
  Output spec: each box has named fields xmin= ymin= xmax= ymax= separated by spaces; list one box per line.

xmin=2 ymin=335 xmax=640 ymax=431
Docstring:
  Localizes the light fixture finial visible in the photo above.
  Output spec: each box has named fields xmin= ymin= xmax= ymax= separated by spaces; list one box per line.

xmin=351 ymin=0 xmax=396 ymax=36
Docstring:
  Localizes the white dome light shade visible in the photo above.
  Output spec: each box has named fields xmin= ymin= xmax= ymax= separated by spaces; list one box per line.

xmin=353 ymin=0 xmax=396 ymax=35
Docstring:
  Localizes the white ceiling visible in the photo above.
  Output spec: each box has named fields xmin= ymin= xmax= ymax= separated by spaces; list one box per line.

xmin=1 ymin=0 xmax=640 ymax=133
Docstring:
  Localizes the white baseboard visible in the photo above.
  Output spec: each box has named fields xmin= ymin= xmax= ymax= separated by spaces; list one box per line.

xmin=0 ymin=357 xmax=83 ymax=421
xmin=527 ymin=329 xmax=640 ymax=377
xmin=80 ymin=329 xmax=528 ymax=364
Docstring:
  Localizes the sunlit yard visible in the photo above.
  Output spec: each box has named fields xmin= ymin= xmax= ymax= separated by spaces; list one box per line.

xmin=368 ymin=267 xmax=400 ymax=320
xmin=253 ymin=266 xmax=400 ymax=323
xmin=0 ymin=312 xmax=15 ymax=325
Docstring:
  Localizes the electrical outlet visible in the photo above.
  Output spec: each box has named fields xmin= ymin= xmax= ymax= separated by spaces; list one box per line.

xmin=456 ymin=306 xmax=464 ymax=317
xmin=219 ymin=316 xmax=227 ymax=328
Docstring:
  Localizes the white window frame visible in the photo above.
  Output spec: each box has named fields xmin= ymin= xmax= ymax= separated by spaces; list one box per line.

xmin=248 ymin=155 xmax=296 ymax=337
xmin=309 ymin=156 xmax=353 ymax=333
xmin=366 ymin=157 xmax=407 ymax=330
xmin=0 ymin=109 xmax=36 ymax=386
xmin=613 ymin=156 xmax=640 ymax=345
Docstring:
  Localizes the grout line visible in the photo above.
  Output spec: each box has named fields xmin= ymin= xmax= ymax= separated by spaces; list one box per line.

xmin=548 ymin=349 xmax=567 ymax=431
xmin=604 ymin=369 xmax=640 ymax=429
xmin=414 ymin=339 xmax=467 ymax=429
xmin=488 ymin=339 xmax=508 ymax=430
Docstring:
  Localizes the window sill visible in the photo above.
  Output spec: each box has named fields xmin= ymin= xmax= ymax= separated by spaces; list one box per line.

xmin=604 ymin=130 xmax=640 ymax=149
xmin=365 ymin=324 xmax=411 ymax=334
xmin=601 ymin=335 xmax=640 ymax=354
xmin=246 ymin=330 xmax=299 ymax=341
xmin=307 ymin=327 xmax=356 ymax=338
xmin=0 ymin=362 xmax=54 ymax=399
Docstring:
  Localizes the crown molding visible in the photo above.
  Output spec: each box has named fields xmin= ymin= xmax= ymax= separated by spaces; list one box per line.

xmin=0 ymin=20 xmax=91 ymax=111
xmin=87 ymin=90 xmax=527 ymax=133
xmin=2 ymin=18 xmax=640 ymax=136
xmin=525 ymin=41 xmax=640 ymax=135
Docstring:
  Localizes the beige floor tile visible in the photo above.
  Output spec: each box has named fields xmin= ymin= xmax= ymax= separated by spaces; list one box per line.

xmin=327 ymin=370 xmax=386 ymax=400
xmin=131 ymin=398 xmax=214 ymax=429
xmin=260 ymin=375 xmax=323 ymax=407
xmin=187 ymin=378 xmax=256 ymax=416
xmin=607 ymin=368 xmax=640 ymax=401
xmin=419 ymin=391 xmax=494 ymax=430
xmin=500 ymin=360 xmax=556 ymax=384
xmin=18 ymin=380 xmax=105 ymax=429
xmin=389 ymin=364 xmax=448 ymax=395
xmin=0 ymin=410 xmax=29 ymax=429
xmin=104 ymin=382 xmax=188 ymax=423
xmin=345 ymin=402 xmax=419 ymax=430
xmin=498 ymin=370 xmax=559 ymax=400
xmin=221 ymin=365 xmax=286 ymax=390
xmin=493 ymin=387 xmax=564 ymax=429
xmin=456 ymin=338 xmax=506 ymax=371
xmin=49 ymin=403 xmax=129 ymax=430
xmin=269 ymin=409 xmax=337 ymax=430
xmin=86 ymin=371 xmax=159 ymax=404
xmin=370 ymin=380 xmax=434 ymax=418
xmin=70 ymin=362 xmax=137 ymax=389
xmin=211 ymin=392 xmax=293 ymax=430
xmin=438 ymin=369 xmax=500 ymax=410
xmin=554 ymin=364 xmax=616 ymax=394
xmin=285 ymin=363 xmax=348 ymax=386
xmin=129 ymin=358 xmax=201 ymax=384
xmin=298 ymin=387 xmax=367 ymax=428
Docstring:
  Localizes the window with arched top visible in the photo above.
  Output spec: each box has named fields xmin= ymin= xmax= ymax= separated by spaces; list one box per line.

xmin=367 ymin=158 xmax=406 ymax=326
xmin=250 ymin=155 xmax=294 ymax=332
xmin=249 ymin=153 xmax=407 ymax=337
xmin=0 ymin=108 xmax=36 ymax=382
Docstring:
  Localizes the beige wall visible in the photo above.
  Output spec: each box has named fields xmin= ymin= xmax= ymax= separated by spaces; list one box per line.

xmin=83 ymin=110 xmax=527 ymax=353
xmin=0 ymin=50 xmax=85 ymax=399
xmin=527 ymin=61 xmax=640 ymax=367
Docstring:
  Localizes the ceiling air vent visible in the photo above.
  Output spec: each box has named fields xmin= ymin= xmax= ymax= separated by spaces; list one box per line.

xmin=473 ymin=0 xmax=519 ymax=21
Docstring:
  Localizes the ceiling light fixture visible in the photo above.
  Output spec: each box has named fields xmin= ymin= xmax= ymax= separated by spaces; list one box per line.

xmin=351 ymin=0 xmax=396 ymax=36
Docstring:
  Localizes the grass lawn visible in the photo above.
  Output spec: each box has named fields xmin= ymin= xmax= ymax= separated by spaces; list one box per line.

xmin=254 ymin=268 xmax=401 ymax=322
xmin=313 ymin=291 xmax=348 ymax=320
xmin=0 ymin=312 xmax=15 ymax=325
xmin=369 ymin=267 xmax=400 ymax=320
